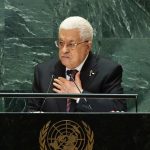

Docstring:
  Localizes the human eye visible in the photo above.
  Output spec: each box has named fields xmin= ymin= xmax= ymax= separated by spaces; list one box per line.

xmin=59 ymin=41 xmax=64 ymax=47
xmin=67 ymin=43 xmax=76 ymax=49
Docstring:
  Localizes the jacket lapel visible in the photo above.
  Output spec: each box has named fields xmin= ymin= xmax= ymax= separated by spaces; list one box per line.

xmin=53 ymin=61 xmax=67 ymax=112
xmin=80 ymin=52 xmax=98 ymax=89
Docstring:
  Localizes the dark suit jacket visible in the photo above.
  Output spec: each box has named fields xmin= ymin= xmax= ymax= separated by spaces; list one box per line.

xmin=27 ymin=52 xmax=127 ymax=112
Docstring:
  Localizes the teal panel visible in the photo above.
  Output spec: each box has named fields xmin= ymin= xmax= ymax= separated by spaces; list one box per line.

xmin=102 ymin=0 xmax=150 ymax=38
xmin=0 ymin=0 xmax=149 ymax=112
xmin=0 ymin=0 xmax=4 ymax=111
xmin=101 ymin=38 xmax=150 ymax=112
xmin=133 ymin=0 xmax=150 ymax=13
xmin=3 ymin=37 xmax=57 ymax=90
xmin=0 ymin=0 xmax=4 ymax=88
xmin=5 ymin=0 xmax=102 ymax=38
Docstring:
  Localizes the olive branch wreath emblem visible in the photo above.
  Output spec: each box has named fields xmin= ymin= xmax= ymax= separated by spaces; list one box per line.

xmin=39 ymin=120 xmax=94 ymax=150
xmin=82 ymin=121 xmax=94 ymax=150
xmin=39 ymin=121 xmax=51 ymax=150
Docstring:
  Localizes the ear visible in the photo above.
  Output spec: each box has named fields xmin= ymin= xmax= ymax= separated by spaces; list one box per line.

xmin=87 ymin=41 xmax=92 ymax=51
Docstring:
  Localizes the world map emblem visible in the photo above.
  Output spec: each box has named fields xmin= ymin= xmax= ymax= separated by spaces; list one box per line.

xmin=39 ymin=120 xmax=94 ymax=150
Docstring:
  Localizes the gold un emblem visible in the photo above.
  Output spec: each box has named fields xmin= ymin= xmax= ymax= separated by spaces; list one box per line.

xmin=39 ymin=120 xmax=94 ymax=150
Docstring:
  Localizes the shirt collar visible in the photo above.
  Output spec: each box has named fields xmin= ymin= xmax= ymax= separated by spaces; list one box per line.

xmin=65 ymin=54 xmax=89 ymax=79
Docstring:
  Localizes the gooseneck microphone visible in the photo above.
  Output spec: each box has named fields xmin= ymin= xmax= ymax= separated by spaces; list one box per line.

xmin=67 ymin=70 xmax=93 ymax=111
xmin=39 ymin=74 xmax=55 ymax=112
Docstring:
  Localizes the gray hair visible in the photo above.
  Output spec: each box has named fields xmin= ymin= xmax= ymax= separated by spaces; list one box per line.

xmin=59 ymin=16 xmax=93 ymax=41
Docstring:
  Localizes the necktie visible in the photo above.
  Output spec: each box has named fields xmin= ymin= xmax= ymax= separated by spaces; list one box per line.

xmin=66 ymin=69 xmax=78 ymax=112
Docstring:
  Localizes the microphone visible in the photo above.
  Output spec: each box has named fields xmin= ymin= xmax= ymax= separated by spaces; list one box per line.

xmin=39 ymin=74 xmax=55 ymax=112
xmin=67 ymin=71 xmax=93 ymax=111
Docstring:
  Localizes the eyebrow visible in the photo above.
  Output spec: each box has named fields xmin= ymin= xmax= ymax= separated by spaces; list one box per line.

xmin=59 ymin=39 xmax=76 ymax=43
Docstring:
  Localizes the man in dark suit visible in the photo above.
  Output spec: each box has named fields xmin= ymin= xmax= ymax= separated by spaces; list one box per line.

xmin=27 ymin=16 xmax=127 ymax=112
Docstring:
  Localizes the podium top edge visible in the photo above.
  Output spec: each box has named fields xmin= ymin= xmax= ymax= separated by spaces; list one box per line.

xmin=0 ymin=93 xmax=138 ymax=99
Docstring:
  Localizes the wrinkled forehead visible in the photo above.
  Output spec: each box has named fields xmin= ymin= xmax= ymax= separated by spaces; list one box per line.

xmin=58 ymin=28 xmax=82 ymax=42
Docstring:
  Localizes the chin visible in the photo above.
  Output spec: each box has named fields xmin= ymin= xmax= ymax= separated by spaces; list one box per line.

xmin=60 ymin=59 xmax=78 ymax=69
xmin=61 ymin=61 xmax=70 ymax=68
xmin=61 ymin=62 xmax=74 ymax=69
xmin=64 ymin=64 xmax=74 ymax=69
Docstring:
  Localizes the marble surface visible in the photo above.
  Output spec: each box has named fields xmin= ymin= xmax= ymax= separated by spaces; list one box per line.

xmin=101 ymin=38 xmax=150 ymax=112
xmin=0 ymin=0 xmax=150 ymax=112
xmin=102 ymin=0 xmax=150 ymax=37
xmin=0 ymin=0 xmax=4 ymax=111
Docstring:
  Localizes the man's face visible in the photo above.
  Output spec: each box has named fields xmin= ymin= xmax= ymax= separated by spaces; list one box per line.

xmin=58 ymin=29 xmax=91 ymax=69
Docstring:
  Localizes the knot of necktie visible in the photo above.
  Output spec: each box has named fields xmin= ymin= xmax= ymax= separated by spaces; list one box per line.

xmin=66 ymin=69 xmax=78 ymax=80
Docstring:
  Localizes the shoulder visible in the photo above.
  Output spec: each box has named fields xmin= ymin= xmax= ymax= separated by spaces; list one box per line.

xmin=99 ymin=57 xmax=122 ymax=69
xmin=37 ymin=58 xmax=58 ymax=68
xmin=93 ymin=54 xmax=123 ymax=75
xmin=35 ymin=57 xmax=58 ymax=73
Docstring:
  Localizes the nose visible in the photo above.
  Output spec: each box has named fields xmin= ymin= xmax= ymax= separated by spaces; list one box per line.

xmin=61 ymin=45 xmax=69 ymax=53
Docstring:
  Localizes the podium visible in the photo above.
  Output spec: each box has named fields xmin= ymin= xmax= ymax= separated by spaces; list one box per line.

xmin=1 ymin=93 xmax=148 ymax=150
xmin=0 ymin=113 xmax=150 ymax=150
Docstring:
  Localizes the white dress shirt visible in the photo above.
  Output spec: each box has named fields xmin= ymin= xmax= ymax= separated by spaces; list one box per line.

xmin=65 ymin=54 xmax=89 ymax=103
